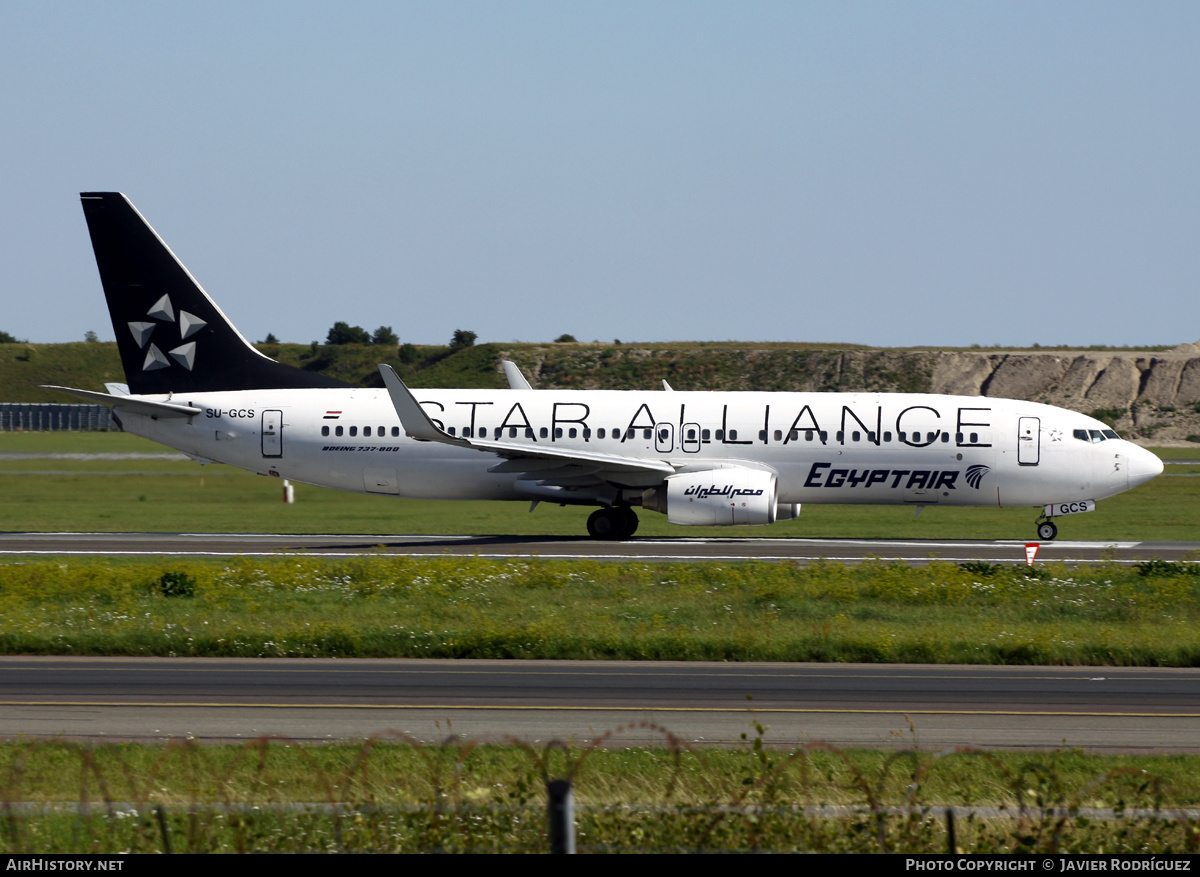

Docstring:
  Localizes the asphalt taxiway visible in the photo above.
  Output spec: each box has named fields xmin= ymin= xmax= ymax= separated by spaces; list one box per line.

xmin=1 ymin=657 xmax=1198 ymax=752
xmin=0 ymin=531 xmax=1196 ymax=563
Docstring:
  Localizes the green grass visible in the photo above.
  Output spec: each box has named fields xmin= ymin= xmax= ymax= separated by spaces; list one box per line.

xmin=3 ymin=738 xmax=1199 ymax=853
xmin=0 ymin=432 xmax=1194 ymax=540
xmin=1 ymin=555 xmax=1198 ymax=664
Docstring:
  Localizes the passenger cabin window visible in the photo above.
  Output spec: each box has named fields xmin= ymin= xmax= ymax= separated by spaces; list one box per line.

xmin=392 ymin=427 xmax=400 ymax=437
xmin=335 ymin=426 xmax=343 ymax=436
xmin=349 ymin=426 xmax=357 ymax=437
xmin=540 ymin=427 xmax=549 ymax=438
xmin=364 ymin=426 xmax=371 ymax=437
xmin=598 ymin=428 xmax=606 ymax=439
xmin=321 ymin=426 xmax=329 ymax=436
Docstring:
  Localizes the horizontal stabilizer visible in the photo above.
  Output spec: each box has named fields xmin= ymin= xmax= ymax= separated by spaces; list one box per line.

xmin=42 ymin=385 xmax=202 ymax=418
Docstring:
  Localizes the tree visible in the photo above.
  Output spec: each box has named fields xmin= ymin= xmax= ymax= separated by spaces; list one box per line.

xmin=372 ymin=326 xmax=399 ymax=346
xmin=450 ymin=329 xmax=477 ymax=350
xmin=0 ymin=331 xmax=17 ymax=344
xmin=326 ymin=321 xmax=371 ymax=345
xmin=263 ymin=332 xmax=279 ymax=344
xmin=554 ymin=333 xmax=577 ymax=343
xmin=84 ymin=330 xmax=99 ymax=343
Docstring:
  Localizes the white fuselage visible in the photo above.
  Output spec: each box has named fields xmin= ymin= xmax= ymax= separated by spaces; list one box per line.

xmin=118 ymin=387 xmax=1161 ymax=512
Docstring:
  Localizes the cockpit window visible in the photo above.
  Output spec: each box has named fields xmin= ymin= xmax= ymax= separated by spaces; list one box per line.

xmin=1075 ymin=428 xmax=1118 ymax=443
xmin=1102 ymin=429 xmax=1120 ymax=439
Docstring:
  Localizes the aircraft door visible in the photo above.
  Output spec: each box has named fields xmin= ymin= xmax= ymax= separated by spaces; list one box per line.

xmin=654 ymin=422 xmax=675 ymax=453
xmin=681 ymin=423 xmax=701 ymax=453
xmin=1017 ymin=417 xmax=1040 ymax=466
xmin=261 ymin=409 xmax=283 ymax=457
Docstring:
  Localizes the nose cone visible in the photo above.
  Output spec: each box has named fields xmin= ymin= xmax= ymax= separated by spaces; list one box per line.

xmin=1127 ymin=444 xmax=1164 ymax=489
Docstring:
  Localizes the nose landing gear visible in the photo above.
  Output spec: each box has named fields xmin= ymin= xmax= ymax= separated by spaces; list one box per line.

xmin=1035 ymin=517 xmax=1058 ymax=541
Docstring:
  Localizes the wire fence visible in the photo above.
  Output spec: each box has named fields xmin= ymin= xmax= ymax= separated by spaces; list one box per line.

xmin=0 ymin=404 xmax=117 ymax=432
xmin=2 ymin=726 xmax=1198 ymax=854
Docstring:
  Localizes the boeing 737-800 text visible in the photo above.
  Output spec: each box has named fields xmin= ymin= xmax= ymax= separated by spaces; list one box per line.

xmin=49 ymin=193 xmax=1163 ymax=540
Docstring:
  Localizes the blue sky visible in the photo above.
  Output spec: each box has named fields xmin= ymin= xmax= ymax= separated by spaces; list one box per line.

xmin=3 ymin=1 xmax=1197 ymax=347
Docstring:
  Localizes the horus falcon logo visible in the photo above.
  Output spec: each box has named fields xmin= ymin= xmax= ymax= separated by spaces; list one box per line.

xmin=965 ymin=464 xmax=990 ymax=489
xmin=127 ymin=294 xmax=207 ymax=372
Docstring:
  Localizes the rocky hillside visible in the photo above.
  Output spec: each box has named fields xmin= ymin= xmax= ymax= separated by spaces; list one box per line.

xmin=12 ymin=340 xmax=1200 ymax=443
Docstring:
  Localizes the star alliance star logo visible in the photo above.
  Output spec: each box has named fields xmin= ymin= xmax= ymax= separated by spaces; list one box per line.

xmin=126 ymin=294 xmax=207 ymax=372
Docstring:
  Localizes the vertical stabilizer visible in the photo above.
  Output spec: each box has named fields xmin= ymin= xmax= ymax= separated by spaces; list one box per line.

xmin=80 ymin=193 xmax=349 ymax=394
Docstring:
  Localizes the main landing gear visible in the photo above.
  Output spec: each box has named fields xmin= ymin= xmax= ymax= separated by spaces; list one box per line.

xmin=587 ymin=506 xmax=639 ymax=541
xmin=1035 ymin=517 xmax=1058 ymax=541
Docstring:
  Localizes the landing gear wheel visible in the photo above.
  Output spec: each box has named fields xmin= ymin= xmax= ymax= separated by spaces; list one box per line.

xmin=1037 ymin=521 xmax=1058 ymax=541
xmin=617 ymin=506 xmax=639 ymax=537
xmin=586 ymin=507 xmax=638 ymax=541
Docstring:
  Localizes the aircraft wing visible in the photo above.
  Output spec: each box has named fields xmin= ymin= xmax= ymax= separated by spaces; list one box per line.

xmin=43 ymin=385 xmax=202 ymax=418
xmin=378 ymin=365 xmax=673 ymax=485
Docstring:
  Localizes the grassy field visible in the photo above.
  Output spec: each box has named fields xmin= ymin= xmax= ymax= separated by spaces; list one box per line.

xmin=2 ymin=553 xmax=1198 ymax=664
xmin=0 ymin=430 xmax=1196 ymax=540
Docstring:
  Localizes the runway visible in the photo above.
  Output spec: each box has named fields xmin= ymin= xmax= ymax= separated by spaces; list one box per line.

xmin=0 ymin=531 xmax=1197 ymax=563
xmin=2 ymin=657 xmax=1198 ymax=753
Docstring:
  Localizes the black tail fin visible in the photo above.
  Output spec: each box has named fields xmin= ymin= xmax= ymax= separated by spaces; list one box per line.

xmin=80 ymin=192 xmax=350 ymax=394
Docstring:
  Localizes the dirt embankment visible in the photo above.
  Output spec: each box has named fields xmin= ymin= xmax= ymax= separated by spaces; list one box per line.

xmin=929 ymin=346 xmax=1200 ymax=443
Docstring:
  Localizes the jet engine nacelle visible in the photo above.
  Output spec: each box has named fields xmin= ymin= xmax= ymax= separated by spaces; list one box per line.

xmin=642 ymin=467 xmax=779 ymax=526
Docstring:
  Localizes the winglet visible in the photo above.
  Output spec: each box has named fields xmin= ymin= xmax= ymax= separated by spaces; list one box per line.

xmin=501 ymin=360 xmax=533 ymax=390
xmin=378 ymin=365 xmax=470 ymax=446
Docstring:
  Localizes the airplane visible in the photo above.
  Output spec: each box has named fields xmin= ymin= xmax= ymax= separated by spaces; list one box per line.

xmin=48 ymin=192 xmax=1164 ymax=541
